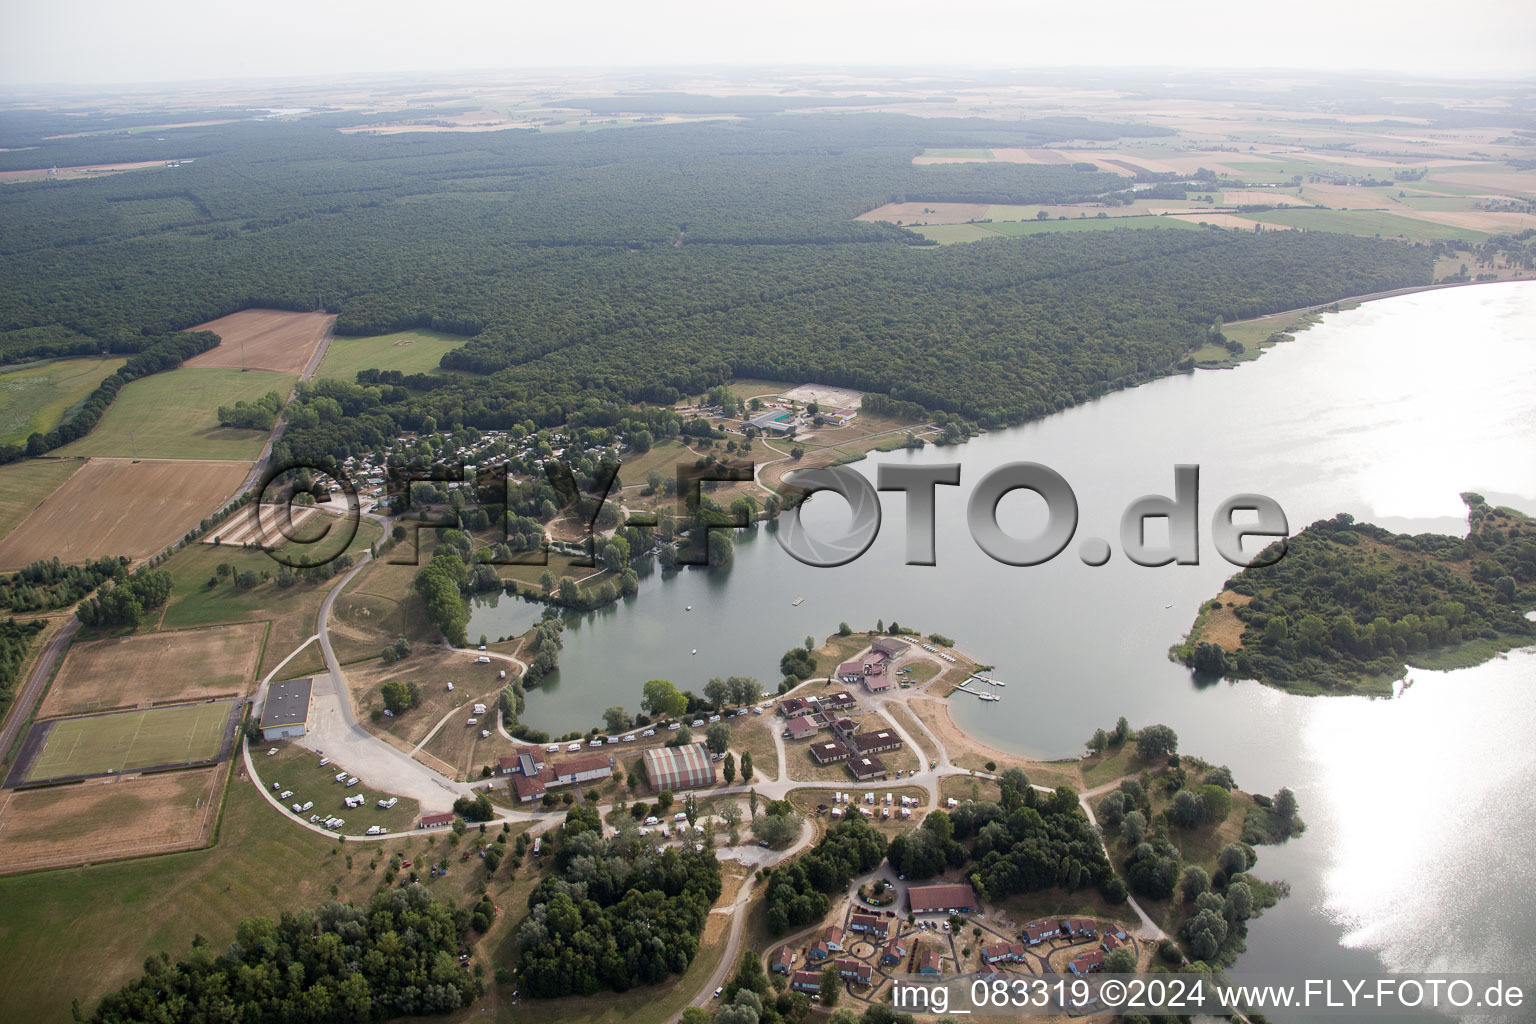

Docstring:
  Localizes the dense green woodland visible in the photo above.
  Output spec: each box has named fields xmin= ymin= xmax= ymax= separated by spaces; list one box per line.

xmin=0 ymin=617 xmax=45 ymax=719
xmin=513 ymin=804 xmax=722 ymax=997
xmin=89 ymin=887 xmax=475 ymax=1023
xmin=1179 ymin=495 xmax=1535 ymax=690
xmin=0 ymin=111 xmax=1431 ymax=466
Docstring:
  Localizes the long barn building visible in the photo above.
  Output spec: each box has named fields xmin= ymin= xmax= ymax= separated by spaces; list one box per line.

xmin=641 ymin=742 xmax=716 ymax=791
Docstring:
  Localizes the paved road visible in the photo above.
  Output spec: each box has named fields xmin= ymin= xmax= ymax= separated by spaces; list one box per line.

xmin=0 ymin=617 xmax=78 ymax=770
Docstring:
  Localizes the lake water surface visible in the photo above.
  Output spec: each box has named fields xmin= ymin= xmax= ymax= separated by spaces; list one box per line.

xmin=471 ymin=281 xmax=1536 ymax=980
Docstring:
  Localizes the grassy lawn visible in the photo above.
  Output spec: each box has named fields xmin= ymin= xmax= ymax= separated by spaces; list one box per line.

xmin=1247 ymin=207 xmax=1489 ymax=242
xmin=316 ymin=328 xmax=470 ymax=381
xmin=54 ymin=367 xmax=295 ymax=460
xmin=617 ymin=438 xmax=698 ymax=489
xmin=727 ymin=713 xmax=780 ymax=781
xmin=0 ymin=772 xmax=527 ymax=1023
xmin=0 ymin=356 xmax=127 ymax=446
xmin=151 ymin=518 xmax=381 ymax=679
xmin=252 ymin=741 xmax=421 ymax=836
xmin=0 ymin=459 xmax=81 ymax=541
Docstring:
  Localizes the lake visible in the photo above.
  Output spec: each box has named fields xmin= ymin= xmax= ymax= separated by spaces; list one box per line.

xmin=470 ymin=280 xmax=1536 ymax=979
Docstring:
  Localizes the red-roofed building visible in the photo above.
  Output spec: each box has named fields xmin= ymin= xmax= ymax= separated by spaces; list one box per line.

xmin=1070 ymin=949 xmax=1106 ymax=975
xmin=783 ymin=716 xmax=819 ymax=740
xmin=771 ymin=947 xmax=795 ymax=974
xmin=790 ymin=970 xmax=822 ymax=994
xmin=1024 ymin=921 xmax=1060 ymax=945
xmin=850 ymin=729 xmax=902 ymax=755
xmin=418 ymin=811 xmax=454 ymax=829
xmin=823 ymin=925 xmax=844 ymax=950
xmin=834 ymin=959 xmax=873 ymax=985
xmin=907 ymin=883 xmax=978 ymax=914
xmin=850 ymin=914 xmax=887 ymax=939
xmin=778 ymin=697 xmax=810 ymax=718
xmin=919 ymin=950 xmax=942 ymax=974
xmin=837 ymin=660 xmax=864 ymax=682
xmin=881 ymin=940 xmax=907 ymax=965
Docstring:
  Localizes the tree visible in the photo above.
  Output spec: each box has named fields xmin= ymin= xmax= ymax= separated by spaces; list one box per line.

xmin=603 ymin=706 xmax=631 ymax=733
xmin=723 ymin=752 xmax=736 ymax=785
xmin=1098 ymin=790 xmax=1125 ymax=828
xmin=740 ymin=750 xmax=754 ymax=783
xmin=752 ymin=807 xmax=802 ymax=848
xmin=1224 ymin=880 xmax=1254 ymax=921
xmin=1169 ymin=789 xmax=1206 ymax=829
xmin=1180 ymin=865 xmax=1210 ymax=903
xmin=1104 ymin=946 xmax=1136 ymax=973
xmin=1087 ymin=728 xmax=1109 ymax=754
xmin=656 ymin=790 xmax=674 ymax=811
xmin=703 ymin=677 xmax=731 ymax=709
xmin=1186 ymin=908 xmax=1228 ymax=960
xmin=392 ymin=636 xmax=412 ymax=660
xmin=706 ymin=722 xmax=732 ymax=754
xmin=641 ymin=679 xmax=688 ymax=719
xmin=748 ymin=787 xmax=759 ymax=819
xmin=1273 ymin=787 xmax=1298 ymax=823
xmin=1217 ymin=843 xmax=1250 ymax=877
xmin=838 ymin=622 xmax=852 ymax=636
xmin=1121 ymin=810 xmax=1147 ymax=844
xmin=819 ymin=966 xmax=840 ymax=1007
xmin=1135 ymin=724 xmax=1178 ymax=761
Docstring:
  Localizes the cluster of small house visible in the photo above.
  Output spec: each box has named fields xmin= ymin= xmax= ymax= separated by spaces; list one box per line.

xmin=981 ymin=919 xmax=1130 ymax=976
xmin=829 ymin=790 xmax=916 ymax=821
xmin=780 ymin=688 xmax=906 ymax=781
xmin=495 ymin=746 xmax=618 ymax=803
xmin=834 ymin=636 xmax=911 ymax=694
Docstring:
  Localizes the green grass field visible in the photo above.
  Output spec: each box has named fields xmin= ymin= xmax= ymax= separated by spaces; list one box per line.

xmin=0 ymin=356 xmax=127 ymax=446
xmin=1247 ymin=207 xmax=1489 ymax=242
xmin=53 ymin=366 xmax=296 ymax=460
xmin=0 ymin=459 xmax=81 ymax=541
xmin=25 ymin=701 xmax=235 ymax=782
xmin=315 ymin=328 xmax=470 ymax=382
xmin=915 ymin=217 xmax=1203 ymax=244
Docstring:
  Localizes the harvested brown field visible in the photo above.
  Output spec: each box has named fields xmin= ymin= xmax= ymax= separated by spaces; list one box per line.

xmin=0 ymin=159 xmax=171 ymax=183
xmin=38 ymin=622 xmax=268 ymax=719
xmin=1222 ymin=189 xmax=1314 ymax=207
xmin=1426 ymin=170 xmax=1536 ymax=198
xmin=1195 ymin=590 xmax=1251 ymax=652
xmin=0 ymin=764 xmax=226 ymax=874
xmin=1298 ymin=184 xmax=1405 ymax=210
xmin=0 ymin=458 xmax=251 ymax=571
xmin=182 ymin=310 xmax=335 ymax=375
xmin=1388 ymin=208 xmax=1536 ymax=233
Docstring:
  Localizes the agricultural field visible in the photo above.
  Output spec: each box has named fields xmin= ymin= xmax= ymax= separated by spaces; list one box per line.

xmin=181 ymin=310 xmax=334 ymax=375
xmin=37 ymin=622 xmax=268 ymax=719
xmin=0 ymin=458 xmax=81 ymax=542
xmin=0 ymin=356 xmax=127 ymax=446
xmin=0 ymin=457 xmax=250 ymax=571
xmin=11 ymin=699 xmax=239 ymax=785
xmin=1246 ymin=207 xmax=1488 ymax=242
xmin=53 ymin=366 xmax=295 ymax=460
xmin=0 ymin=765 xmax=226 ymax=875
xmin=315 ymin=327 xmax=470 ymax=381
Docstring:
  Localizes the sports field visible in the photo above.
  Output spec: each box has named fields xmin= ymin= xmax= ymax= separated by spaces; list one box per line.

xmin=315 ymin=328 xmax=470 ymax=380
xmin=38 ymin=622 xmax=267 ymax=719
xmin=52 ymin=366 xmax=295 ymax=460
xmin=16 ymin=700 xmax=238 ymax=785
xmin=0 ymin=356 xmax=127 ymax=446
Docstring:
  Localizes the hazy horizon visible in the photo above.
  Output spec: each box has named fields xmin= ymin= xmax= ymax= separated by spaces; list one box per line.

xmin=1 ymin=0 xmax=1532 ymax=90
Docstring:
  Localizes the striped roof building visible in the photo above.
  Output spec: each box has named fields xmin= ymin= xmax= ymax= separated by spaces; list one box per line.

xmin=641 ymin=741 xmax=716 ymax=791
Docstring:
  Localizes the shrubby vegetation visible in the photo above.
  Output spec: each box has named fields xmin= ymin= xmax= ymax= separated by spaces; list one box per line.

xmin=216 ymin=390 xmax=286 ymax=430
xmin=73 ymin=568 xmax=174 ymax=629
xmin=88 ymin=887 xmax=476 ymax=1022
xmin=1178 ymin=496 xmax=1534 ymax=690
xmin=513 ymin=805 xmax=721 ymax=996
xmin=0 ymin=555 xmax=127 ymax=612
xmin=0 ymin=617 xmax=45 ymax=719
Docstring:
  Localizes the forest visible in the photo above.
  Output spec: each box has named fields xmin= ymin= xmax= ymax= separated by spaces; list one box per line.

xmin=513 ymin=804 xmax=723 ymax=997
xmin=0 ymin=110 xmax=1435 ymax=471
xmin=1178 ymin=495 xmax=1535 ymax=690
xmin=0 ymin=555 xmax=128 ymax=613
xmin=762 ymin=817 xmax=888 ymax=934
xmin=87 ymin=886 xmax=476 ymax=1023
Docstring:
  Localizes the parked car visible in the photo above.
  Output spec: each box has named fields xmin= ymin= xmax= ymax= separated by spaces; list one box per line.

xmin=708 ymin=714 xmax=722 ymax=723
xmin=667 ymin=723 xmax=680 ymax=732
xmin=279 ymin=790 xmax=293 ymax=800
xmin=567 ymin=742 xmax=581 ymax=752
xmin=691 ymin=719 xmax=704 ymax=728
xmin=641 ymin=728 xmax=656 ymax=737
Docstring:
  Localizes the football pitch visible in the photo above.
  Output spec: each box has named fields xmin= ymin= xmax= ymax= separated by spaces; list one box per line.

xmin=17 ymin=701 xmax=239 ymax=785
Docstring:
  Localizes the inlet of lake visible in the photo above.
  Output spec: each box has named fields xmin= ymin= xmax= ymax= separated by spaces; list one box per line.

xmin=470 ymin=281 xmax=1536 ymax=982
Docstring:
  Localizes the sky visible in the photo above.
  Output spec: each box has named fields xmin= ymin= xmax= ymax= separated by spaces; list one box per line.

xmin=0 ymin=0 xmax=1533 ymax=87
